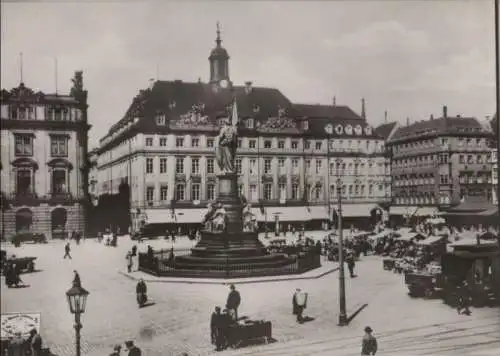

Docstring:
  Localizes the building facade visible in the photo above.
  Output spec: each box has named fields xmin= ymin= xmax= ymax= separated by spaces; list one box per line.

xmin=95 ymin=27 xmax=390 ymax=232
xmin=0 ymin=72 xmax=90 ymax=240
xmin=388 ymin=107 xmax=495 ymax=215
xmin=492 ymin=148 xmax=498 ymax=205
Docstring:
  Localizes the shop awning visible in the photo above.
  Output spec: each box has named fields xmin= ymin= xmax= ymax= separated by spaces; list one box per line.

xmin=414 ymin=207 xmax=439 ymax=217
xmin=144 ymin=208 xmax=206 ymax=224
xmin=341 ymin=204 xmax=377 ymax=217
xmin=255 ymin=206 xmax=311 ymax=222
xmin=309 ymin=206 xmax=329 ymax=220
xmin=390 ymin=206 xmax=419 ymax=216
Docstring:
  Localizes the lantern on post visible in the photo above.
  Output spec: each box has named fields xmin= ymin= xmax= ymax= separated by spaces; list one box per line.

xmin=66 ymin=284 xmax=89 ymax=356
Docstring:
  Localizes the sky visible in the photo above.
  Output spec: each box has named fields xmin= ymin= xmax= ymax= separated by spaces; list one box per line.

xmin=1 ymin=0 xmax=497 ymax=148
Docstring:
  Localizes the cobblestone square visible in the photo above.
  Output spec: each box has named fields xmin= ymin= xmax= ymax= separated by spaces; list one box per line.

xmin=2 ymin=236 xmax=499 ymax=356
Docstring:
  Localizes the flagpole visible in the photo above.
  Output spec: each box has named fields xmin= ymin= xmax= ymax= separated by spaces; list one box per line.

xmin=494 ymin=0 xmax=500 ymax=244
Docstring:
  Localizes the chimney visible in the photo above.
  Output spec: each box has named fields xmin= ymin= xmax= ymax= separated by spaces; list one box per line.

xmin=384 ymin=110 xmax=388 ymax=124
xmin=244 ymin=81 xmax=253 ymax=94
xmin=406 ymin=117 xmax=410 ymax=126
xmin=361 ymin=98 xmax=366 ymax=120
xmin=443 ymin=105 xmax=448 ymax=118
xmin=332 ymin=96 xmax=336 ymax=107
xmin=430 ymin=114 xmax=434 ymax=120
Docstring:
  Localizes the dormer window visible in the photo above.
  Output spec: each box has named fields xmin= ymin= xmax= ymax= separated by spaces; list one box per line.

xmin=156 ymin=113 xmax=166 ymax=126
xmin=246 ymin=118 xmax=254 ymax=129
xmin=302 ymin=120 xmax=309 ymax=130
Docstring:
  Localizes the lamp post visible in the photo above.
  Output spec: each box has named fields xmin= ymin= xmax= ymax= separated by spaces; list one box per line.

xmin=336 ymin=180 xmax=347 ymax=326
xmin=66 ymin=283 xmax=90 ymax=356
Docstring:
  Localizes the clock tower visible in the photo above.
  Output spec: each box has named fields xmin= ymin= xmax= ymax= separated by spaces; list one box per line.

xmin=209 ymin=22 xmax=231 ymax=88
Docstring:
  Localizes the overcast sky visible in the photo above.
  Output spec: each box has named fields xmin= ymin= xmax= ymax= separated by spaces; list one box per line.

xmin=1 ymin=0 xmax=496 ymax=148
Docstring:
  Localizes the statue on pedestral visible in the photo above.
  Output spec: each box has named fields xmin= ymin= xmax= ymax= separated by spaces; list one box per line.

xmin=215 ymin=119 xmax=238 ymax=175
xmin=242 ymin=202 xmax=257 ymax=232
xmin=202 ymin=203 xmax=217 ymax=232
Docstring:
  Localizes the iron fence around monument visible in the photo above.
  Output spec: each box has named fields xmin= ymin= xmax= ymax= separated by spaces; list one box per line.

xmin=138 ymin=247 xmax=321 ymax=278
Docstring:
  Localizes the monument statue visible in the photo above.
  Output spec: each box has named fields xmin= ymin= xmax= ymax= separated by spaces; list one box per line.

xmin=215 ymin=119 xmax=238 ymax=174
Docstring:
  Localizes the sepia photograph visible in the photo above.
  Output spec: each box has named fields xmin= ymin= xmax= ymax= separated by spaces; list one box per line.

xmin=1 ymin=0 xmax=499 ymax=355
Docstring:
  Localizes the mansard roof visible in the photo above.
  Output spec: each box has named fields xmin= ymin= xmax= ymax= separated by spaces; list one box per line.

xmin=390 ymin=116 xmax=493 ymax=143
xmin=375 ymin=122 xmax=398 ymax=140
xmin=0 ymin=82 xmax=78 ymax=105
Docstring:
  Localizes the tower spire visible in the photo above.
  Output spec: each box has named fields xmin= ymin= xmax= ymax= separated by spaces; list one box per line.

xmin=216 ymin=21 xmax=222 ymax=47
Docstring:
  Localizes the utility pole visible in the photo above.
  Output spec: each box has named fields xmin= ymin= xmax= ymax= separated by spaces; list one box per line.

xmin=337 ymin=180 xmax=347 ymax=326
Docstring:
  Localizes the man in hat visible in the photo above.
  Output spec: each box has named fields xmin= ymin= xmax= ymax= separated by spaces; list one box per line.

xmin=64 ymin=242 xmax=72 ymax=259
xmin=361 ymin=326 xmax=378 ymax=355
xmin=225 ymin=284 xmax=241 ymax=321
xmin=136 ymin=279 xmax=147 ymax=307
xmin=125 ymin=340 xmax=141 ymax=356
xmin=29 ymin=328 xmax=43 ymax=356
xmin=292 ymin=288 xmax=308 ymax=323
xmin=109 ymin=344 xmax=121 ymax=356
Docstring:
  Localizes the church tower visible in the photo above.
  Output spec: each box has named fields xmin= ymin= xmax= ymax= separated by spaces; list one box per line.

xmin=209 ymin=22 xmax=231 ymax=89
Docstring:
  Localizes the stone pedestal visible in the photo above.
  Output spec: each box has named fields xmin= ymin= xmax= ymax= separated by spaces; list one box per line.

xmin=173 ymin=172 xmax=296 ymax=276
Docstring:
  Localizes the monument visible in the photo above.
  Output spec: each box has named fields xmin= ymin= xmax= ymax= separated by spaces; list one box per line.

xmin=173 ymin=99 xmax=296 ymax=277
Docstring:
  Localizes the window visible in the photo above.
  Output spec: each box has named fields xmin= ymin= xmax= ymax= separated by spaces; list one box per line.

xmin=207 ymin=158 xmax=214 ymax=174
xmin=191 ymin=158 xmax=200 ymax=174
xmin=175 ymin=184 xmax=185 ymax=201
xmin=146 ymin=158 xmax=154 ymax=173
xmin=476 ymin=155 xmax=483 ymax=164
xmin=191 ymin=184 xmax=200 ymax=201
xmin=369 ymin=185 xmax=373 ymax=195
xmin=315 ymin=160 xmax=322 ymax=174
xmin=439 ymin=154 xmax=448 ymax=164
xmin=50 ymin=135 xmax=68 ymax=157
xmin=159 ymin=158 xmax=167 ymax=173
xmin=467 ymin=155 xmax=473 ymax=164
xmin=159 ymin=137 xmax=167 ymax=146
xmin=278 ymin=140 xmax=285 ymax=149
xmin=51 ymin=170 xmax=66 ymax=194
xmin=176 ymin=158 xmax=184 ymax=174
xmin=304 ymin=140 xmax=311 ymax=150
xmin=236 ymin=159 xmax=242 ymax=174
xmin=191 ymin=138 xmax=200 ymax=147
xmin=459 ymin=155 xmax=465 ymax=164
xmin=292 ymin=184 xmax=299 ymax=200
xmin=250 ymin=184 xmax=258 ymax=201
xmin=160 ymin=186 xmax=168 ymax=201
xmin=176 ymin=137 xmax=184 ymax=147
xmin=278 ymin=158 xmax=285 ymax=169
xmin=249 ymin=140 xmax=256 ymax=149
xmin=378 ymin=184 xmax=383 ymax=191
xmin=247 ymin=119 xmax=254 ymax=129
xmin=145 ymin=137 xmax=153 ymax=147
xmin=279 ymin=183 xmax=286 ymax=201
xmin=330 ymin=185 xmax=335 ymax=200
xmin=156 ymin=114 xmax=166 ymax=126
xmin=207 ymin=138 xmax=214 ymax=148
xmin=249 ymin=159 xmax=257 ymax=174
xmin=292 ymin=159 xmax=299 ymax=174
xmin=207 ymin=184 xmax=215 ymax=201
xmin=237 ymin=139 xmax=242 ymax=148
xmin=146 ymin=187 xmax=155 ymax=202
xmin=329 ymin=162 xmax=335 ymax=176
xmin=306 ymin=160 xmax=311 ymax=173
xmin=264 ymin=159 xmax=272 ymax=174
xmin=264 ymin=183 xmax=272 ymax=200
xmin=16 ymin=169 xmax=32 ymax=195
xmin=14 ymin=135 xmax=33 ymax=156
xmin=440 ymin=175 xmax=449 ymax=184
xmin=264 ymin=140 xmax=272 ymax=149
xmin=315 ymin=141 xmax=322 ymax=150
xmin=238 ymin=184 xmax=244 ymax=197
xmin=315 ymin=184 xmax=322 ymax=200
xmin=348 ymin=185 xmax=353 ymax=195
xmin=291 ymin=141 xmax=298 ymax=150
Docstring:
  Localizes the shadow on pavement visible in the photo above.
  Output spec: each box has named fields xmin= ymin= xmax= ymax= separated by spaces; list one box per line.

xmin=347 ymin=303 xmax=368 ymax=324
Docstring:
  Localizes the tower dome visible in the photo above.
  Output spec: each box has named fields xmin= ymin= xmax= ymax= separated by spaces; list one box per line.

xmin=209 ymin=22 xmax=230 ymax=84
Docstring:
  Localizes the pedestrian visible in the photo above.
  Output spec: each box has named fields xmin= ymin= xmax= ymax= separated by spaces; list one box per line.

xmin=211 ymin=306 xmax=226 ymax=351
xmin=109 ymin=345 xmax=121 ymax=356
xmin=29 ymin=328 xmax=43 ymax=356
xmin=457 ymin=281 xmax=472 ymax=315
xmin=292 ymin=288 xmax=308 ymax=323
xmin=125 ymin=340 xmax=141 ymax=356
xmin=225 ymin=284 xmax=241 ymax=321
xmin=361 ymin=326 xmax=378 ymax=355
xmin=64 ymin=242 xmax=72 ymax=259
xmin=136 ymin=279 xmax=148 ymax=307
xmin=126 ymin=251 xmax=133 ymax=273
xmin=8 ymin=332 xmax=25 ymax=356
xmin=72 ymin=270 xmax=81 ymax=288
xmin=346 ymin=251 xmax=356 ymax=278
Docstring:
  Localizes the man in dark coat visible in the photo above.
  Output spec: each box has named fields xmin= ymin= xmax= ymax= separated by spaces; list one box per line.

xmin=346 ymin=251 xmax=356 ymax=278
xmin=361 ymin=326 xmax=378 ymax=355
xmin=136 ymin=279 xmax=147 ymax=307
xmin=210 ymin=306 xmax=227 ymax=351
xmin=72 ymin=270 xmax=81 ymax=288
xmin=29 ymin=328 xmax=42 ymax=356
xmin=125 ymin=341 xmax=141 ymax=356
xmin=225 ymin=284 xmax=241 ymax=321
xmin=64 ymin=243 xmax=72 ymax=259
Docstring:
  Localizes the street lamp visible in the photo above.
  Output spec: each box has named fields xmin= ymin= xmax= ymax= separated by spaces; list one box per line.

xmin=336 ymin=181 xmax=348 ymax=326
xmin=66 ymin=284 xmax=90 ymax=356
